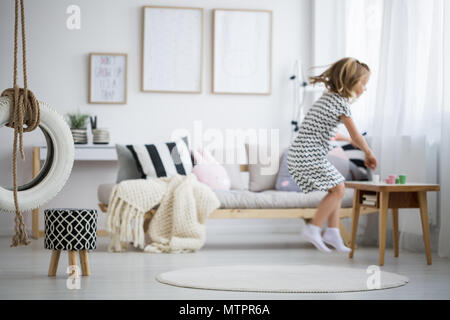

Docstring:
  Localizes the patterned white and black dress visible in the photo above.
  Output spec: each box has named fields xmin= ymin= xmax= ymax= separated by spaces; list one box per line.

xmin=287 ymin=91 xmax=352 ymax=193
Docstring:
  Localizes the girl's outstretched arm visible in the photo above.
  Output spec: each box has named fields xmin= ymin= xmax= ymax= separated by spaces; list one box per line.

xmin=340 ymin=116 xmax=378 ymax=170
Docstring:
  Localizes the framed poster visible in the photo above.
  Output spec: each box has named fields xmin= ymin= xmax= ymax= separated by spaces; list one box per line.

xmin=89 ymin=53 xmax=127 ymax=104
xmin=212 ymin=9 xmax=272 ymax=95
xmin=141 ymin=6 xmax=204 ymax=93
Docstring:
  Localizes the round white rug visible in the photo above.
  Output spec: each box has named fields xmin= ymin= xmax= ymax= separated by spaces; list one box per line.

xmin=156 ymin=265 xmax=409 ymax=293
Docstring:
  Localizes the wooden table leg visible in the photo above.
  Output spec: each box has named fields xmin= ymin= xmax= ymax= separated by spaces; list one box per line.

xmin=48 ymin=250 xmax=61 ymax=277
xmin=79 ymin=250 xmax=91 ymax=276
xmin=339 ymin=220 xmax=351 ymax=247
xmin=392 ymin=208 xmax=399 ymax=257
xmin=349 ymin=190 xmax=361 ymax=259
xmin=379 ymin=191 xmax=389 ymax=266
xmin=418 ymin=191 xmax=432 ymax=265
xmin=32 ymin=147 xmax=40 ymax=239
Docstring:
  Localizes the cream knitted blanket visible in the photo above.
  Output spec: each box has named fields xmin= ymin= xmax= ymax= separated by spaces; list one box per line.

xmin=105 ymin=173 xmax=220 ymax=253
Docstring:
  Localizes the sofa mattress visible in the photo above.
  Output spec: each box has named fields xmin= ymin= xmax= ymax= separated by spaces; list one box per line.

xmin=98 ymin=183 xmax=354 ymax=209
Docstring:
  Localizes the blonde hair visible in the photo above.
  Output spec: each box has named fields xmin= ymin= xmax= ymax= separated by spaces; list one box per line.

xmin=309 ymin=57 xmax=370 ymax=99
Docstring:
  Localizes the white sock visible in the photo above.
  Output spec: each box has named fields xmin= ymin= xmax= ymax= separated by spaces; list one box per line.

xmin=322 ymin=227 xmax=352 ymax=253
xmin=302 ymin=224 xmax=331 ymax=253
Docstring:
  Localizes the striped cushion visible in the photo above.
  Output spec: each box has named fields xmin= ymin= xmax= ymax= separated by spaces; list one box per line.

xmin=341 ymin=144 xmax=366 ymax=170
xmin=127 ymin=137 xmax=193 ymax=179
xmin=338 ymin=143 xmax=369 ymax=180
xmin=330 ymin=134 xmax=371 ymax=181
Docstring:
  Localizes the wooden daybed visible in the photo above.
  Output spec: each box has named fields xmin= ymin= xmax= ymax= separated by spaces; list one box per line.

xmin=97 ymin=164 xmax=379 ymax=246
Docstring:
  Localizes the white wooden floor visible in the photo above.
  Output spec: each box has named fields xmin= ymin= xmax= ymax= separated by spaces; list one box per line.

xmin=0 ymin=233 xmax=449 ymax=300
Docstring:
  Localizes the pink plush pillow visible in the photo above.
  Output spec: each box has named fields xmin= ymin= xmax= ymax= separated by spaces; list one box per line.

xmin=192 ymin=148 xmax=231 ymax=190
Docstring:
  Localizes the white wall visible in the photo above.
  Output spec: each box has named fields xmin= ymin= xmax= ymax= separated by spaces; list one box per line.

xmin=0 ymin=0 xmax=312 ymax=236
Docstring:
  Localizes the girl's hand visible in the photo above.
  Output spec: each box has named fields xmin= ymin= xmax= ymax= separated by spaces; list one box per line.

xmin=365 ymin=151 xmax=378 ymax=170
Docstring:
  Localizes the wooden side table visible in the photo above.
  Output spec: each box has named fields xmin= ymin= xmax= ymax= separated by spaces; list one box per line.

xmin=344 ymin=181 xmax=440 ymax=266
xmin=31 ymin=145 xmax=117 ymax=239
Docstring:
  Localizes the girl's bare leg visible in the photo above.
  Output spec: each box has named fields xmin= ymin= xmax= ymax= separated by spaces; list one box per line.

xmin=327 ymin=199 xmax=341 ymax=228
xmin=311 ymin=183 xmax=345 ymax=227
xmin=322 ymin=193 xmax=351 ymax=253
xmin=301 ymin=183 xmax=345 ymax=253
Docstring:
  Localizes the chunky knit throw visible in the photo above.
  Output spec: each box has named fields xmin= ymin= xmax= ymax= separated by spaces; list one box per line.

xmin=106 ymin=173 xmax=220 ymax=253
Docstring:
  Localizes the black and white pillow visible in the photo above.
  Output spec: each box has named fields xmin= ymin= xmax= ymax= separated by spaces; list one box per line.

xmin=330 ymin=134 xmax=370 ymax=180
xmin=342 ymin=143 xmax=366 ymax=167
xmin=127 ymin=136 xmax=194 ymax=179
xmin=330 ymin=142 xmax=371 ymax=181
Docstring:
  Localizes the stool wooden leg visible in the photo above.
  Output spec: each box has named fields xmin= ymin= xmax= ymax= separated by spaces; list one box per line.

xmin=392 ymin=208 xmax=399 ymax=257
xmin=379 ymin=191 xmax=389 ymax=266
xmin=79 ymin=250 xmax=91 ymax=276
xmin=349 ymin=190 xmax=361 ymax=259
xmin=418 ymin=191 xmax=432 ymax=265
xmin=48 ymin=250 xmax=61 ymax=277
xmin=68 ymin=250 xmax=78 ymax=276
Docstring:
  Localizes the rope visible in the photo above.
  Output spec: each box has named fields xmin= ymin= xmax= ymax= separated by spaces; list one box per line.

xmin=1 ymin=0 xmax=40 ymax=247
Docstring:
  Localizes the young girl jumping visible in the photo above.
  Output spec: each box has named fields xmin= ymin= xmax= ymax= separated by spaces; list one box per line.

xmin=287 ymin=57 xmax=378 ymax=253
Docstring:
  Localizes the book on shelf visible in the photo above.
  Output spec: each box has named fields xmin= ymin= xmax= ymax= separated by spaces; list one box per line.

xmin=363 ymin=195 xmax=377 ymax=201
xmin=362 ymin=200 xmax=377 ymax=206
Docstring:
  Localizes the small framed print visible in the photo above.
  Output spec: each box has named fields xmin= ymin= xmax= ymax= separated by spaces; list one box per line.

xmin=89 ymin=53 xmax=127 ymax=104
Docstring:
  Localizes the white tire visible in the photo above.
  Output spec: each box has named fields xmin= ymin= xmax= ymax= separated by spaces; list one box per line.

xmin=0 ymin=96 xmax=74 ymax=212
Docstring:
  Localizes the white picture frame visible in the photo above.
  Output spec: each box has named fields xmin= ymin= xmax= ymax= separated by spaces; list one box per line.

xmin=141 ymin=6 xmax=204 ymax=93
xmin=212 ymin=9 xmax=272 ymax=95
xmin=89 ymin=53 xmax=127 ymax=104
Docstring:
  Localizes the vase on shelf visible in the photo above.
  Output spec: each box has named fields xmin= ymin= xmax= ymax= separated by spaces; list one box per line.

xmin=70 ymin=128 xmax=88 ymax=144
xmin=92 ymin=128 xmax=110 ymax=145
xmin=66 ymin=111 xmax=90 ymax=145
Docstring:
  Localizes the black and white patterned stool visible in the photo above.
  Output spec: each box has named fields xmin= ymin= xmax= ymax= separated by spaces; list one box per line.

xmin=44 ymin=208 xmax=97 ymax=277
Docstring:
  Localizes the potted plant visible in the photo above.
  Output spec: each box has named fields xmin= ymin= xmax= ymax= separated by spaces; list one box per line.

xmin=66 ymin=111 xmax=90 ymax=144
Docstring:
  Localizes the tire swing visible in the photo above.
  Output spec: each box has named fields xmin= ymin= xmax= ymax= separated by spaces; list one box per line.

xmin=0 ymin=0 xmax=74 ymax=247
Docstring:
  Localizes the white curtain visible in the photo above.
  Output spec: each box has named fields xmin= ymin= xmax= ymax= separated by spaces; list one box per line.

xmin=371 ymin=0 xmax=443 ymax=252
xmin=438 ymin=0 xmax=450 ymax=258
xmin=312 ymin=0 xmax=383 ymax=133
xmin=312 ymin=0 xmax=446 ymax=253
